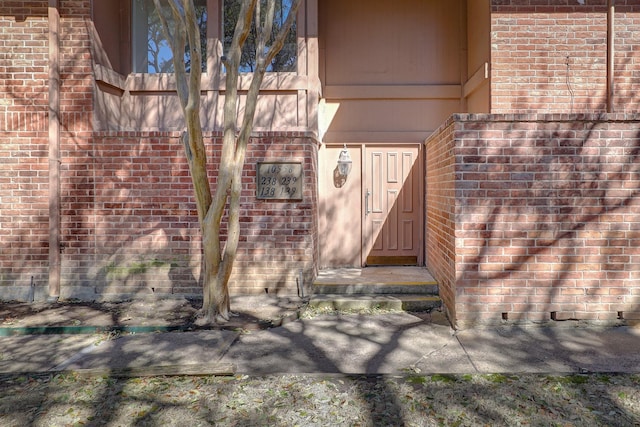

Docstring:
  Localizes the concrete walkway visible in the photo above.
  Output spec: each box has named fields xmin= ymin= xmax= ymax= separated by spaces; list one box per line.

xmin=1 ymin=306 xmax=639 ymax=376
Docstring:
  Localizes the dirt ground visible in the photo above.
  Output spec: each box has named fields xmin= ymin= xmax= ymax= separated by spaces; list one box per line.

xmin=0 ymin=371 xmax=639 ymax=426
xmin=0 ymin=296 xmax=305 ymax=331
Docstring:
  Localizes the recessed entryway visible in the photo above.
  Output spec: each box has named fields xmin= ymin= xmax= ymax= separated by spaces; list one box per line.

xmin=318 ymin=143 xmax=424 ymax=268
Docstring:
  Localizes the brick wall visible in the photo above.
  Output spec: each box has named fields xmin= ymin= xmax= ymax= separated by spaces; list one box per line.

xmin=614 ymin=2 xmax=640 ymax=112
xmin=0 ymin=2 xmax=50 ymax=295
xmin=59 ymin=0 xmax=93 ymax=132
xmin=425 ymin=119 xmax=457 ymax=322
xmin=231 ymin=134 xmax=318 ymax=295
xmin=491 ymin=1 xmax=608 ymax=114
xmin=491 ymin=1 xmax=640 ymax=115
xmin=1 ymin=1 xmax=95 ymax=299
xmin=58 ymin=0 xmax=94 ymax=299
xmin=61 ymin=131 xmax=318 ymax=299
xmin=1 ymin=1 xmax=319 ymax=300
xmin=426 ymin=113 xmax=640 ymax=328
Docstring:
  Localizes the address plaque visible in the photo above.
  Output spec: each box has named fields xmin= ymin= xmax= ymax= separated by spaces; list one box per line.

xmin=256 ymin=162 xmax=303 ymax=200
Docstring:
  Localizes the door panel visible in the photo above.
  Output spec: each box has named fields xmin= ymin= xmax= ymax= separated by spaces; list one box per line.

xmin=364 ymin=144 xmax=422 ymax=266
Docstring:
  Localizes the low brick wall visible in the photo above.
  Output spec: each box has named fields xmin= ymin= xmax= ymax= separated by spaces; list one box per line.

xmin=79 ymin=131 xmax=319 ymax=299
xmin=3 ymin=130 xmax=318 ymax=300
xmin=426 ymin=113 xmax=640 ymax=328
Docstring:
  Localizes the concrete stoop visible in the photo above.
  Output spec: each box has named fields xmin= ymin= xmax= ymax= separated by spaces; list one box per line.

xmin=310 ymin=268 xmax=441 ymax=312
xmin=309 ymin=294 xmax=441 ymax=312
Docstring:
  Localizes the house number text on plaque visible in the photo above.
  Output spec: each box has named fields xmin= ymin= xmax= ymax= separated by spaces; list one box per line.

xmin=256 ymin=162 xmax=303 ymax=200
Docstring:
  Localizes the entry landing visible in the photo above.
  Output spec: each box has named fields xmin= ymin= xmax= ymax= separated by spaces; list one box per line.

xmin=314 ymin=266 xmax=436 ymax=287
xmin=311 ymin=267 xmax=440 ymax=312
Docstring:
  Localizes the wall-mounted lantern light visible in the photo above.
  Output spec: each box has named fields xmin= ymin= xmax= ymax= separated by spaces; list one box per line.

xmin=337 ymin=144 xmax=352 ymax=177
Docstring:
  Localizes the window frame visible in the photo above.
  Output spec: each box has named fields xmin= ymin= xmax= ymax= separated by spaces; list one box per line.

xmin=93 ymin=0 xmax=305 ymax=90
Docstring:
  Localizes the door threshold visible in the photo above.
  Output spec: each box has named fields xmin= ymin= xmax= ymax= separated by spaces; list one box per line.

xmin=365 ymin=256 xmax=418 ymax=266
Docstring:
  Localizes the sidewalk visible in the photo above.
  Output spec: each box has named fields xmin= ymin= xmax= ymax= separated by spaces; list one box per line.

xmin=1 ymin=296 xmax=640 ymax=376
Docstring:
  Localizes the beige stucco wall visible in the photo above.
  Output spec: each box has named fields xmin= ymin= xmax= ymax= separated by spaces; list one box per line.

xmin=92 ymin=0 xmax=486 ymax=138
xmin=465 ymin=0 xmax=491 ymax=113
xmin=318 ymin=0 xmax=466 ymax=143
xmin=318 ymin=144 xmax=363 ymax=268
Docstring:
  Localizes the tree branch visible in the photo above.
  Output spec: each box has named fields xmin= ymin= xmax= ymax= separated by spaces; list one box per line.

xmin=183 ymin=0 xmax=202 ymax=113
xmin=153 ymin=0 xmax=188 ymax=109
xmin=264 ymin=0 xmax=300 ymax=66
xmin=155 ymin=0 xmax=211 ymax=223
xmin=236 ymin=0 xmax=301 ymax=155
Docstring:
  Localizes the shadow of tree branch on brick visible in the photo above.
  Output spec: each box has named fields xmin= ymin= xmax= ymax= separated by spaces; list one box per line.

xmin=445 ymin=116 xmax=640 ymax=328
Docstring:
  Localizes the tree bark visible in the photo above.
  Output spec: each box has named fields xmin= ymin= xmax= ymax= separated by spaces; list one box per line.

xmin=156 ymin=0 xmax=301 ymax=323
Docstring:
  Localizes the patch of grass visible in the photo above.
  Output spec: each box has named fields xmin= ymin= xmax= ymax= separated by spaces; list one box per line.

xmin=430 ymin=374 xmax=458 ymax=383
xmin=555 ymin=375 xmax=589 ymax=385
xmin=406 ymin=375 xmax=427 ymax=385
xmin=483 ymin=373 xmax=517 ymax=384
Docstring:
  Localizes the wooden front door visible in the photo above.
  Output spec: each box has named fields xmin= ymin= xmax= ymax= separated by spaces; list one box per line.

xmin=363 ymin=144 xmax=423 ymax=266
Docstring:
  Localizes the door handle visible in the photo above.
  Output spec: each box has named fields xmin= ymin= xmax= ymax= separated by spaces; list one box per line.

xmin=365 ymin=189 xmax=371 ymax=216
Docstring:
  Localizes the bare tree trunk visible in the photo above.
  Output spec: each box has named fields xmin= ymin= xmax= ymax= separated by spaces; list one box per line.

xmin=156 ymin=0 xmax=301 ymax=323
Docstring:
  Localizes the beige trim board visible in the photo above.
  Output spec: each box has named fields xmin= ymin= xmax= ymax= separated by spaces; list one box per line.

xmin=323 ymin=85 xmax=462 ymax=100
xmin=94 ymin=65 xmax=310 ymax=93
xmin=463 ymin=62 xmax=489 ymax=98
xmin=366 ymin=256 xmax=419 ymax=266
xmin=127 ymin=73 xmax=309 ymax=92
xmin=322 ymin=131 xmax=435 ymax=143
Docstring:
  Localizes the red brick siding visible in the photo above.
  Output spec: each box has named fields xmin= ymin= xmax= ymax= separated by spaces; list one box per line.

xmin=491 ymin=2 xmax=608 ymax=114
xmin=425 ymin=119 xmax=457 ymax=322
xmin=444 ymin=113 xmax=640 ymax=328
xmin=0 ymin=1 xmax=95 ymax=297
xmin=62 ymin=132 xmax=318 ymax=298
xmin=232 ymin=134 xmax=318 ymax=294
xmin=491 ymin=1 xmax=640 ymax=115
xmin=0 ymin=2 xmax=49 ymax=293
xmin=614 ymin=5 xmax=640 ymax=112
xmin=59 ymin=0 xmax=93 ymax=132
xmin=57 ymin=0 xmax=95 ymax=298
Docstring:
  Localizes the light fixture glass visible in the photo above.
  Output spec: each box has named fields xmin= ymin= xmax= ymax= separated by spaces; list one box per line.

xmin=337 ymin=145 xmax=352 ymax=177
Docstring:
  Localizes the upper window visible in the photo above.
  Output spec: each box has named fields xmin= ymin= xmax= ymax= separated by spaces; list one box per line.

xmin=129 ymin=0 xmax=296 ymax=74
xmin=131 ymin=0 xmax=207 ymax=73
xmin=223 ymin=0 xmax=297 ymax=73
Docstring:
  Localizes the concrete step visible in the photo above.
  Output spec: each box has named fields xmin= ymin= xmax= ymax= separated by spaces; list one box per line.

xmin=308 ymin=294 xmax=442 ymax=312
xmin=313 ymin=282 xmax=439 ymax=296
xmin=313 ymin=267 xmax=438 ymax=295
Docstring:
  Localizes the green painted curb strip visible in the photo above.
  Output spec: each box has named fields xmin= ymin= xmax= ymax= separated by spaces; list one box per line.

xmin=0 ymin=324 xmax=192 ymax=337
